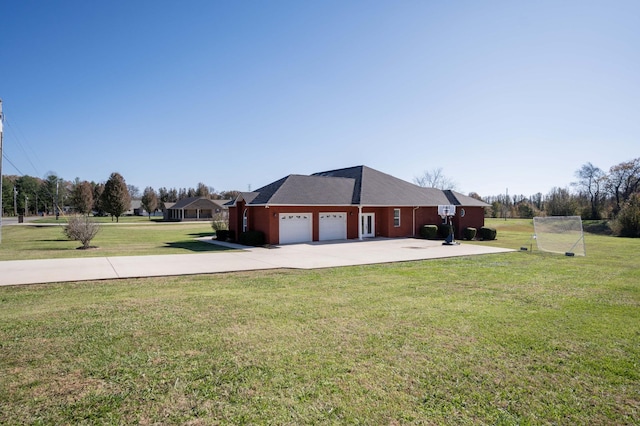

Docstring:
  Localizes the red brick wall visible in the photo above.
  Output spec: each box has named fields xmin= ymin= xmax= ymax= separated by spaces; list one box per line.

xmin=231 ymin=204 xmax=487 ymax=243
xmin=452 ymin=207 xmax=486 ymax=238
xmin=414 ymin=207 xmax=442 ymax=236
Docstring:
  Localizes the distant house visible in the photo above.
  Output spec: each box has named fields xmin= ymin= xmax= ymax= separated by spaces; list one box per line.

xmin=124 ymin=199 xmax=159 ymax=216
xmin=164 ymin=197 xmax=230 ymax=221
xmin=128 ymin=199 xmax=144 ymax=216
xmin=227 ymin=165 xmax=488 ymax=245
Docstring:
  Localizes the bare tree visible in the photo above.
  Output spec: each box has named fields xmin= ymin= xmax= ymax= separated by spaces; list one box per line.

xmin=545 ymin=187 xmax=579 ymax=216
xmin=127 ymin=184 xmax=141 ymax=199
xmin=64 ymin=215 xmax=100 ymax=249
xmin=219 ymin=190 xmax=240 ymax=200
xmin=413 ymin=167 xmax=458 ymax=190
xmin=606 ymin=158 xmax=640 ymax=214
xmin=573 ymin=162 xmax=606 ymax=219
xmin=141 ymin=186 xmax=158 ymax=220
xmin=468 ymin=192 xmax=482 ymax=200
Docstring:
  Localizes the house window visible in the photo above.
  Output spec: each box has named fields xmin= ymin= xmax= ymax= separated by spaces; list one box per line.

xmin=243 ymin=209 xmax=248 ymax=232
xmin=393 ymin=209 xmax=401 ymax=227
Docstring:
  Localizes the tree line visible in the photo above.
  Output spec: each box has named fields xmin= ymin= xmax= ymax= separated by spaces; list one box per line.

xmin=4 ymin=158 xmax=638 ymax=235
xmin=1 ymin=172 xmax=240 ymax=222
xmin=480 ymin=157 xmax=640 ymax=236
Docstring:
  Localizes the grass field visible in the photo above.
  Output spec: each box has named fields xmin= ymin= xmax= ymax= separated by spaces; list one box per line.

xmin=0 ymin=219 xmax=638 ymax=424
xmin=0 ymin=219 xmax=225 ymax=261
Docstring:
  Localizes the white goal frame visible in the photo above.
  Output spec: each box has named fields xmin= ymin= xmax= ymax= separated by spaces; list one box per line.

xmin=533 ymin=216 xmax=586 ymax=256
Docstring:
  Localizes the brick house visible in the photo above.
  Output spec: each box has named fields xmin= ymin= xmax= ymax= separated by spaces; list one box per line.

xmin=227 ymin=165 xmax=488 ymax=245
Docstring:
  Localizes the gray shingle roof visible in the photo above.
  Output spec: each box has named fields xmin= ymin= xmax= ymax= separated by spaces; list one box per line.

xmin=251 ymin=175 xmax=355 ymax=205
xmin=169 ymin=197 xmax=230 ymax=210
xmin=443 ymin=190 xmax=489 ymax=207
xmin=315 ymin=165 xmax=453 ymax=206
xmin=234 ymin=165 xmax=489 ymax=207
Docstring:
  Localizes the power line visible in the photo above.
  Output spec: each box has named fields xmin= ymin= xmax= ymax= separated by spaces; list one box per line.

xmin=2 ymin=152 xmax=26 ymax=176
xmin=3 ymin=118 xmax=43 ymax=177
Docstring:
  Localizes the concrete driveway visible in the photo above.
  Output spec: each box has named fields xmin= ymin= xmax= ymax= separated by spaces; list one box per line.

xmin=0 ymin=238 xmax=513 ymax=286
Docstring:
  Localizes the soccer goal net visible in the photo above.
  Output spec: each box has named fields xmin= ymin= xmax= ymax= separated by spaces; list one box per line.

xmin=533 ymin=216 xmax=586 ymax=256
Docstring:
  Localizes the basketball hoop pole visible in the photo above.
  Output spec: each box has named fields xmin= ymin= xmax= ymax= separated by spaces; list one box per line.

xmin=438 ymin=205 xmax=457 ymax=246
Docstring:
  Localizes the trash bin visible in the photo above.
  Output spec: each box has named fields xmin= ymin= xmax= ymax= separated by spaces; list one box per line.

xmin=18 ymin=215 xmax=24 ymax=223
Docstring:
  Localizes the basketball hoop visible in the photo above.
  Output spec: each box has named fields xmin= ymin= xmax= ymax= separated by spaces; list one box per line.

xmin=437 ymin=205 xmax=459 ymax=246
xmin=438 ymin=205 xmax=456 ymax=218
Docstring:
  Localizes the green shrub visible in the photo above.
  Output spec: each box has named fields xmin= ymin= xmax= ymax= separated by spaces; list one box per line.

xmin=215 ymin=230 xmax=229 ymax=241
xmin=480 ymin=227 xmax=497 ymax=240
xmin=611 ymin=193 xmax=640 ymax=237
xmin=463 ymin=227 xmax=477 ymax=240
xmin=239 ymin=230 xmax=266 ymax=246
xmin=420 ymin=225 xmax=438 ymax=239
xmin=438 ymin=223 xmax=452 ymax=238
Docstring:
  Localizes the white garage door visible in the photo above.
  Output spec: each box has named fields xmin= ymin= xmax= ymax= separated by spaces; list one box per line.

xmin=319 ymin=212 xmax=347 ymax=241
xmin=279 ymin=213 xmax=312 ymax=244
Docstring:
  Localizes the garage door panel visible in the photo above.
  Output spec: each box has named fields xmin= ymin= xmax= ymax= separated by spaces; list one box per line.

xmin=279 ymin=213 xmax=312 ymax=244
xmin=319 ymin=212 xmax=347 ymax=241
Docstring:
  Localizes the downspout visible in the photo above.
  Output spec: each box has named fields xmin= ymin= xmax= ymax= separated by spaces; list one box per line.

xmin=413 ymin=206 xmax=419 ymax=237
xmin=358 ymin=205 xmax=363 ymax=240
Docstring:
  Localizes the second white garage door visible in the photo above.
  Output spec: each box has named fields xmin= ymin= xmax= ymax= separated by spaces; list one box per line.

xmin=279 ymin=213 xmax=312 ymax=244
xmin=319 ymin=212 xmax=347 ymax=241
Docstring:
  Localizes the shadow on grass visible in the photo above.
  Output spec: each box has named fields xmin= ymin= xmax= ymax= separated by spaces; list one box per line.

xmin=163 ymin=241 xmax=231 ymax=252
xmin=17 ymin=247 xmax=78 ymax=252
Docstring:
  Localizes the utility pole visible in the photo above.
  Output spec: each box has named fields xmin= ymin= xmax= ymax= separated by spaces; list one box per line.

xmin=504 ymin=188 xmax=508 ymax=221
xmin=0 ymin=98 xmax=3 ymax=243
xmin=56 ymin=179 xmax=59 ymax=219
xmin=14 ymin=186 xmax=17 ymax=216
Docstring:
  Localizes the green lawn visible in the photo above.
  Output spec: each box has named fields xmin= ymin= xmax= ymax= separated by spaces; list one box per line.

xmin=0 ymin=219 xmax=638 ymax=424
xmin=0 ymin=219 xmax=226 ymax=260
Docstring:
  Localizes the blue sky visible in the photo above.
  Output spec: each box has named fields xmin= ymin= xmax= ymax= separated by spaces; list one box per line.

xmin=1 ymin=0 xmax=638 ymax=198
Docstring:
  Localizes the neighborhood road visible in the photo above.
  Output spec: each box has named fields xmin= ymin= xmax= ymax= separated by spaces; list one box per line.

xmin=0 ymin=238 xmax=513 ymax=287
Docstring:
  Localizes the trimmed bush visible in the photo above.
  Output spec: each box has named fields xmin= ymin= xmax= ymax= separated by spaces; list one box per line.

xmin=239 ymin=230 xmax=266 ymax=247
xmin=215 ymin=230 xmax=230 ymax=241
xmin=480 ymin=227 xmax=497 ymax=240
xmin=438 ymin=223 xmax=452 ymax=239
xmin=420 ymin=224 xmax=439 ymax=239
xmin=463 ymin=227 xmax=477 ymax=240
